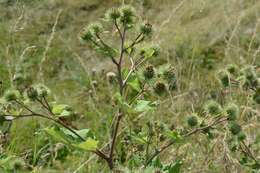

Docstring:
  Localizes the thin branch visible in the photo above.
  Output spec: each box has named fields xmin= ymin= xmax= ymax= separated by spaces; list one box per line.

xmin=14 ymin=100 xmax=34 ymax=114
xmin=95 ymin=33 xmax=118 ymax=65
xmin=114 ymin=20 xmax=123 ymax=40
xmin=122 ymin=55 xmax=147 ymax=87
xmin=109 ymin=111 xmax=123 ymax=168
xmin=36 ymin=98 xmax=54 ymax=116
xmin=145 ymin=117 xmax=229 ymax=166
xmin=0 ymin=113 xmax=109 ymax=163
xmin=122 ymin=56 xmax=135 ymax=87
xmin=108 ymin=23 xmax=126 ymax=169
xmin=124 ymin=33 xmax=143 ymax=51
xmin=43 ymin=96 xmax=53 ymax=114
xmin=119 ymin=27 xmax=126 ymax=66
xmin=6 ymin=113 xmax=85 ymax=141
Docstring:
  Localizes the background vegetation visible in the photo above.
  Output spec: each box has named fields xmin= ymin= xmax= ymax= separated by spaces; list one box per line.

xmin=0 ymin=0 xmax=259 ymax=172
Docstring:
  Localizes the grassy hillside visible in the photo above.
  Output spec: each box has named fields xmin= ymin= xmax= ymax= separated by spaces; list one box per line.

xmin=0 ymin=0 xmax=259 ymax=172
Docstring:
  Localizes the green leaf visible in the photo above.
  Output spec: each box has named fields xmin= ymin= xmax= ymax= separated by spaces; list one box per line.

xmin=52 ymin=104 xmax=73 ymax=117
xmin=164 ymin=131 xmax=183 ymax=144
xmin=62 ymin=128 xmax=95 ymax=141
xmin=128 ymin=77 xmax=141 ymax=92
xmin=134 ymin=100 xmax=157 ymax=113
xmin=60 ymin=110 xmax=71 ymax=117
xmin=44 ymin=127 xmax=70 ymax=144
xmin=114 ymin=92 xmax=131 ymax=112
xmin=52 ymin=104 xmax=70 ymax=114
xmin=75 ymin=138 xmax=98 ymax=151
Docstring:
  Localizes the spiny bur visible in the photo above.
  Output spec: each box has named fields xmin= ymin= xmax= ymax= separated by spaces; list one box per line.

xmin=88 ymin=22 xmax=103 ymax=35
xmin=119 ymin=5 xmax=136 ymax=26
xmin=229 ymin=122 xmax=241 ymax=135
xmin=140 ymin=23 xmax=152 ymax=36
xmin=143 ymin=65 xmax=155 ymax=79
xmin=226 ymin=64 xmax=239 ymax=75
xmin=105 ymin=8 xmax=120 ymax=21
xmin=27 ymin=87 xmax=38 ymax=101
xmin=163 ymin=68 xmax=176 ymax=82
xmin=80 ymin=28 xmax=94 ymax=42
xmin=4 ymin=89 xmax=20 ymax=102
xmin=163 ymin=67 xmax=177 ymax=91
xmin=217 ymin=70 xmax=230 ymax=87
xmin=35 ymin=84 xmax=50 ymax=97
xmin=225 ymin=103 xmax=239 ymax=121
xmin=187 ymin=114 xmax=199 ymax=127
xmin=240 ymin=65 xmax=257 ymax=81
xmin=204 ymin=100 xmax=222 ymax=115
xmin=154 ymin=81 xmax=167 ymax=96
xmin=237 ymin=132 xmax=246 ymax=141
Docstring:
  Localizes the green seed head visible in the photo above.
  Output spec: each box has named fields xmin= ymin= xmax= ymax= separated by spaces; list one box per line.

xmin=229 ymin=122 xmax=241 ymax=135
xmin=140 ymin=23 xmax=152 ymax=36
xmin=35 ymin=84 xmax=50 ymax=97
xmin=217 ymin=70 xmax=230 ymax=87
xmin=240 ymin=65 xmax=257 ymax=81
xmin=154 ymin=81 xmax=167 ymax=96
xmin=143 ymin=65 xmax=155 ymax=79
xmin=237 ymin=132 xmax=246 ymax=141
xmin=225 ymin=103 xmax=239 ymax=121
xmin=80 ymin=28 xmax=94 ymax=42
xmin=226 ymin=64 xmax=239 ymax=75
xmin=88 ymin=22 xmax=103 ymax=35
xmin=119 ymin=5 xmax=135 ymax=25
xmin=187 ymin=114 xmax=199 ymax=127
xmin=27 ymin=87 xmax=38 ymax=101
xmin=204 ymin=100 xmax=222 ymax=115
xmin=105 ymin=8 xmax=120 ymax=21
xmin=163 ymin=68 xmax=176 ymax=82
xmin=4 ymin=89 xmax=20 ymax=102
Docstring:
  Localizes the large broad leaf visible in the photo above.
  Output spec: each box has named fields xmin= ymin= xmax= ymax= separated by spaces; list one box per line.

xmin=128 ymin=77 xmax=141 ymax=92
xmin=44 ymin=127 xmax=70 ymax=144
xmin=45 ymin=127 xmax=98 ymax=153
xmin=62 ymin=128 xmax=95 ymax=141
xmin=75 ymin=138 xmax=99 ymax=151
xmin=134 ymin=100 xmax=157 ymax=113
xmin=52 ymin=104 xmax=72 ymax=117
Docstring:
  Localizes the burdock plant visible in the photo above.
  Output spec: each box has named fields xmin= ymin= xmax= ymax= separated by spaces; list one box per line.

xmin=1 ymin=5 xmax=259 ymax=172
xmin=0 ymin=5 xmax=165 ymax=171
